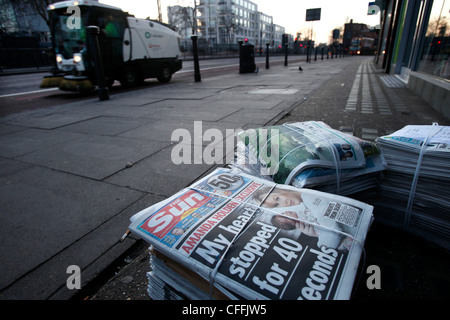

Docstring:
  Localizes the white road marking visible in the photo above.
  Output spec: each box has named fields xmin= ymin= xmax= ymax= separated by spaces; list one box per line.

xmin=0 ymin=88 xmax=59 ymax=98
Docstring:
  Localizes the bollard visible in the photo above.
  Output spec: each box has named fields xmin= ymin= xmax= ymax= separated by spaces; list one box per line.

xmin=191 ymin=35 xmax=201 ymax=82
xmin=306 ymin=45 xmax=310 ymax=63
xmin=86 ymin=26 xmax=109 ymax=101
xmin=238 ymin=40 xmax=243 ymax=73
xmin=284 ymin=43 xmax=288 ymax=66
xmin=321 ymin=47 xmax=324 ymax=60
xmin=314 ymin=47 xmax=317 ymax=61
xmin=265 ymin=42 xmax=270 ymax=69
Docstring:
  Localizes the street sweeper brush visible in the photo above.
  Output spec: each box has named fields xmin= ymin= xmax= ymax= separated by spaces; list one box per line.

xmin=40 ymin=74 xmax=64 ymax=88
xmin=59 ymin=75 xmax=95 ymax=93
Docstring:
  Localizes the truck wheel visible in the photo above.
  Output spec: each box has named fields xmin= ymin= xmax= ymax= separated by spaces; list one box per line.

xmin=121 ymin=68 xmax=141 ymax=87
xmin=157 ymin=65 xmax=172 ymax=83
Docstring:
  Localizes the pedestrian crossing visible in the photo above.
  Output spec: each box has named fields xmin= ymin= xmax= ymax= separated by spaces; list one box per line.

xmin=344 ymin=60 xmax=407 ymax=116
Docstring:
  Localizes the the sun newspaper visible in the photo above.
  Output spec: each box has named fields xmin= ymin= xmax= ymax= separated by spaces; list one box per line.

xmin=128 ymin=168 xmax=374 ymax=300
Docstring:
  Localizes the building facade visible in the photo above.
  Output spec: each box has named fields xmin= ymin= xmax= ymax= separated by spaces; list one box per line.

xmin=169 ymin=0 xmax=285 ymax=51
xmin=273 ymin=24 xmax=286 ymax=49
xmin=375 ymin=0 xmax=449 ymax=118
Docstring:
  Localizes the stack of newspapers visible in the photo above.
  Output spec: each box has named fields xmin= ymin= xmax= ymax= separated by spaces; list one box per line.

xmin=231 ymin=121 xmax=386 ymax=199
xmin=129 ymin=168 xmax=374 ymax=300
xmin=375 ymin=124 xmax=450 ymax=251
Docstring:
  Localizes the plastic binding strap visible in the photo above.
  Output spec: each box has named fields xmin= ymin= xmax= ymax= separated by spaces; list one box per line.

xmin=404 ymin=123 xmax=443 ymax=231
xmin=281 ymin=123 xmax=342 ymax=194
xmin=188 ymin=182 xmax=365 ymax=300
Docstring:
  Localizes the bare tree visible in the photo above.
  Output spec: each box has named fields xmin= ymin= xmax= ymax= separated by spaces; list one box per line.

xmin=217 ymin=6 xmax=236 ymax=44
xmin=10 ymin=0 xmax=56 ymax=29
xmin=173 ymin=0 xmax=198 ymax=36
xmin=0 ymin=0 xmax=18 ymax=34
xmin=170 ymin=5 xmax=196 ymax=37
xmin=427 ymin=16 xmax=449 ymax=38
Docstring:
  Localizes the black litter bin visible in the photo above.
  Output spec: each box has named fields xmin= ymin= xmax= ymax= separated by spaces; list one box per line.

xmin=239 ymin=40 xmax=256 ymax=74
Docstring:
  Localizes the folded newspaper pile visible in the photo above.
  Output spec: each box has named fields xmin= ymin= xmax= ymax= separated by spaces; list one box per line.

xmin=375 ymin=124 xmax=450 ymax=251
xmin=231 ymin=121 xmax=386 ymax=198
xmin=129 ymin=168 xmax=374 ymax=300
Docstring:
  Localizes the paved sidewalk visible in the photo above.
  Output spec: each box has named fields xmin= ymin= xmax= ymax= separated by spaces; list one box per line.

xmin=90 ymin=56 xmax=450 ymax=301
xmin=0 ymin=55 xmax=356 ymax=299
xmin=1 ymin=55 xmax=448 ymax=301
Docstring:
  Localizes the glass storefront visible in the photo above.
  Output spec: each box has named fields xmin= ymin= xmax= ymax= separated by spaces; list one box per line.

xmin=417 ymin=0 xmax=450 ymax=80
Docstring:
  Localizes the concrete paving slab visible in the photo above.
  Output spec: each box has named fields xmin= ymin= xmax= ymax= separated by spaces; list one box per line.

xmin=0 ymin=128 xmax=83 ymax=158
xmin=90 ymin=96 xmax=164 ymax=108
xmin=119 ymin=119 xmax=245 ymax=147
xmin=249 ymin=88 xmax=299 ymax=95
xmin=219 ymin=108 xmax=286 ymax=126
xmin=16 ymin=135 xmax=170 ymax=180
xmin=201 ymin=97 xmax=286 ymax=110
xmin=138 ymin=104 xmax=243 ymax=122
xmin=0 ymin=192 xmax=165 ymax=300
xmin=91 ymin=105 xmax=161 ymax=118
xmin=0 ymin=165 xmax=145 ymax=296
xmin=2 ymin=111 xmax=99 ymax=130
xmin=118 ymin=118 xmax=195 ymax=142
xmin=0 ymin=157 xmax=33 ymax=177
xmin=0 ymin=123 xmax=26 ymax=136
xmin=105 ymin=144 xmax=218 ymax=196
xmin=128 ymin=88 xmax=218 ymax=100
xmin=56 ymin=116 xmax=154 ymax=136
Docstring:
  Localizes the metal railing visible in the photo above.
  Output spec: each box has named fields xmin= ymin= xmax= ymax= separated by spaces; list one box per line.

xmin=0 ymin=47 xmax=53 ymax=73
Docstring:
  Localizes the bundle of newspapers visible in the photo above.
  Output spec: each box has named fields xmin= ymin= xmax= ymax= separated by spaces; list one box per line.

xmin=129 ymin=168 xmax=374 ymax=300
xmin=375 ymin=124 xmax=450 ymax=251
xmin=231 ymin=121 xmax=386 ymax=199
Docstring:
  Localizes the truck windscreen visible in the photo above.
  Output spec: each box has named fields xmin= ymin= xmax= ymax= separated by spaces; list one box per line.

xmin=51 ymin=7 xmax=89 ymax=59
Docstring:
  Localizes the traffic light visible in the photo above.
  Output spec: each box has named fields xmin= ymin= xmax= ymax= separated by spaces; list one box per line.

xmin=282 ymin=33 xmax=288 ymax=46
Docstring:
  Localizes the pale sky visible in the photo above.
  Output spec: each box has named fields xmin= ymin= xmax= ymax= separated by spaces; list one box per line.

xmin=100 ymin=0 xmax=382 ymax=43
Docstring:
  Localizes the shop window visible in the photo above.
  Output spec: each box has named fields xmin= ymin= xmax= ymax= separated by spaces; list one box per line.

xmin=417 ymin=0 xmax=450 ymax=80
